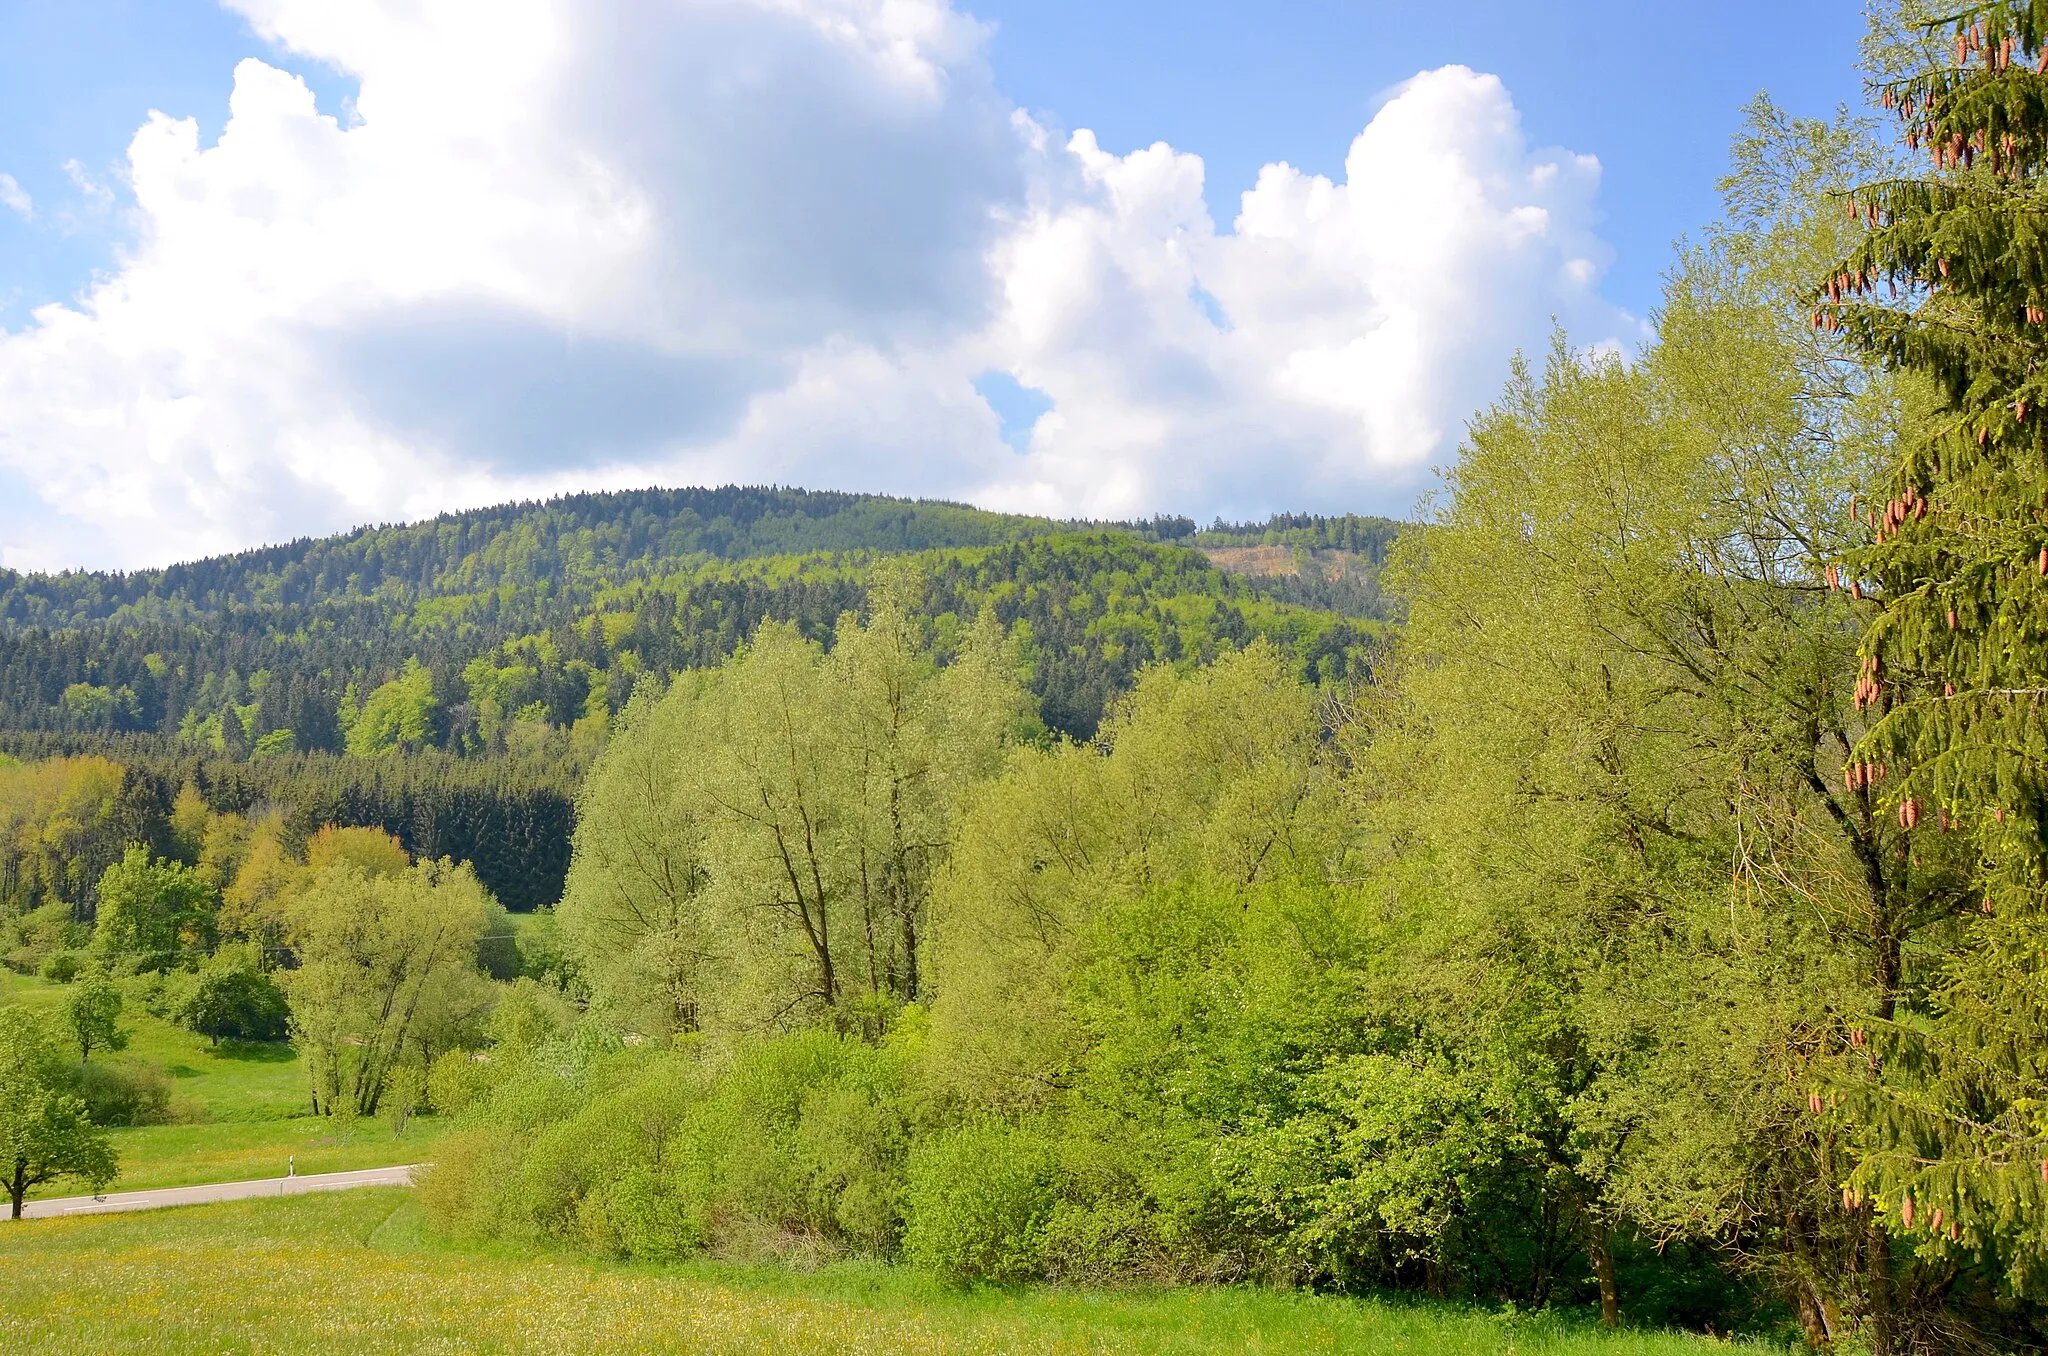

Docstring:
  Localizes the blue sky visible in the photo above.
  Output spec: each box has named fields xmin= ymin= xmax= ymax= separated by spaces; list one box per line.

xmin=0 ymin=0 xmax=1866 ymax=323
xmin=0 ymin=0 xmax=1873 ymax=569
xmin=971 ymin=1 xmax=1867 ymax=314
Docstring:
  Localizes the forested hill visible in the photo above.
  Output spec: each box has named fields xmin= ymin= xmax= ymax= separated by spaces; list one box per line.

xmin=0 ymin=487 xmax=1065 ymax=628
xmin=0 ymin=486 xmax=1401 ymax=910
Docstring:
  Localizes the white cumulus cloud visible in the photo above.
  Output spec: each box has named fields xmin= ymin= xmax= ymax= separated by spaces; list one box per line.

xmin=0 ymin=0 xmax=1631 ymax=570
xmin=0 ymin=174 xmax=30 ymax=221
xmin=976 ymin=65 xmax=1626 ymax=520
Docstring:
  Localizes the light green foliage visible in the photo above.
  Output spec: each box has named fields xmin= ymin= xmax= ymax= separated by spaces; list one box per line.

xmin=486 ymin=977 xmax=573 ymax=1052
xmin=250 ymin=728 xmax=297 ymax=759
xmin=555 ymin=672 xmax=716 ymax=1037
xmin=902 ymin=1122 xmax=1059 ymax=1282
xmin=562 ymin=574 xmax=1026 ymax=1039
xmin=0 ymin=1004 xmax=116 ymax=1217
xmin=166 ymin=783 xmax=211 ymax=863
xmin=463 ymin=637 xmax=607 ymax=761
xmin=60 ymin=681 xmax=136 ymax=727
xmin=0 ymin=755 xmax=131 ymax=927
xmin=929 ymin=641 xmax=1343 ymax=1107
xmin=344 ymin=658 xmax=438 ymax=757
xmin=304 ymin=823 xmax=411 ymax=879
xmin=1357 ymin=99 xmax=1990 ymax=1341
xmin=64 ymin=974 xmax=126 ymax=1061
xmin=91 ymin=845 xmax=216 ymax=972
xmin=281 ymin=859 xmax=494 ymax=1117
xmin=426 ymin=1050 xmax=502 ymax=1119
xmin=507 ymin=906 xmax=577 ymax=991
xmin=421 ymin=1023 xmax=926 ymax=1264
xmin=382 ymin=1064 xmax=426 ymax=1138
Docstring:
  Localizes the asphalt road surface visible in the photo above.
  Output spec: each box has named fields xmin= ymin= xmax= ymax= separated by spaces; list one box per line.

xmin=15 ymin=1164 xmax=421 ymax=1220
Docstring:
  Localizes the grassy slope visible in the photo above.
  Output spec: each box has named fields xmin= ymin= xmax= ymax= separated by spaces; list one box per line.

xmin=0 ymin=1190 xmax=1770 ymax=1356
xmin=0 ymin=971 xmax=438 ymax=1193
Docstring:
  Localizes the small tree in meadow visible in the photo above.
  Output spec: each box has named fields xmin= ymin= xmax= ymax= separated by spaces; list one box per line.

xmin=181 ymin=945 xmax=290 ymax=1045
xmin=64 ymin=976 xmax=126 ymax=1062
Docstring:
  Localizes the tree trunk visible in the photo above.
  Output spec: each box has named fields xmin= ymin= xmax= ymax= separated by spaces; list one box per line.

xmin=1586 ymin=1219 xmax=1619 ymax=1327
xmin=1796 ymin=1284 xmax=1831 ymax=1349
xmin=1865 ymin=1221 xmax=1897 ymax=1356
xmin=9 ymin=1161 xmax=25 ymax=1220
xmin=899 ymin=902 xmax=920 ymax=1003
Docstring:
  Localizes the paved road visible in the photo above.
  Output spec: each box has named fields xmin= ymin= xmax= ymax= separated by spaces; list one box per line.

xmin=15 ymin=1164 xmax=422 ymax=1220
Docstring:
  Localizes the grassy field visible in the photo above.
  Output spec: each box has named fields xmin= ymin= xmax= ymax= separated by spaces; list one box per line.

xmin=0 ymin=969 xmax=433 ymax=1194
xmin=0 ymin=969 xmax=1771 ymax=1352
xmin=0 ymin=967 xmax=306 ymax=1121
xmin=99 ymin=1117 xmax=446 ymax=1192
xmin=0 ymin=1190 xmax=1775 ymax=1355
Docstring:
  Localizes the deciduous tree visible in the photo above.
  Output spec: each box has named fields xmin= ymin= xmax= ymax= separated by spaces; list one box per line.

xmin=281 ymin=860 xmax=493 ymax=1116
xmin=0 ymin=1006 xmax=116 ymax=1219
xmin=64 ymin=975 xmax=126 ymax=1061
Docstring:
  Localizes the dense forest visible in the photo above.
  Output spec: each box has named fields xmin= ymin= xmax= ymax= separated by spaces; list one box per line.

xmin=0 ymin=491 xmax=1396 ymax=912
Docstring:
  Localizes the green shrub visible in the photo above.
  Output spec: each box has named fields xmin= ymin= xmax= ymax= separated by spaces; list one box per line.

xmin=417 ymin=1126 xmax=526 ymax=1238
xmin=902 ymin=1122 xmax=1059 ymax=1283
xmin=130 ymin=969 xmax=198 ymax=1022
xmin=39 ymin=950 xmax=83 ymax=983
xmin=682 ymin=1027 xmax=919 ymax=1259
xmin=593 ymin=1163 xmax=701 ymax=1260
xmin=69 ymin=1060 xmax=174 ymax=1127
xmin=179 ymin=946 xmax=290 ymax=1043
xmin=4 ymin=902 xmax=87 ymax=975
xmin=486 ymin=977 xmax=574 ymax=1051
xmin=427 ymin=1049 xmax=506 ymax=1117
xmin=420 ymin=1025 xmax=924 ymax=1265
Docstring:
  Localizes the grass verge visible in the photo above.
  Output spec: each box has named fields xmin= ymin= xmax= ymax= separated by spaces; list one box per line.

xmin=0 ymin=1189 xmax=1775 ymax=1355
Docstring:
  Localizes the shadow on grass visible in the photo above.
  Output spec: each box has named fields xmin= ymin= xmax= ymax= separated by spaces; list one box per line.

xmin=210 ymin=1041 xmax=296 ymax=1064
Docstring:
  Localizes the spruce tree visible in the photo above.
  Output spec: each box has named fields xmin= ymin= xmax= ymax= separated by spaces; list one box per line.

xmin=1826 ymin=0 xmax=2048 ymax=1297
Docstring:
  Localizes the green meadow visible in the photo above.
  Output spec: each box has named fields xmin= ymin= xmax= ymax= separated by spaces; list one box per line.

xmin=0 ymin=970 xmax=437 ymax=1193
xmin=0 ymin=1190 xmax=1769 ymax=1356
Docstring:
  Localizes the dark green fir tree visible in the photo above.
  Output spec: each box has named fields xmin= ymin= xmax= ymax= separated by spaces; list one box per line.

xmin=1824 ymin=0 xmax=2048 ymax=1304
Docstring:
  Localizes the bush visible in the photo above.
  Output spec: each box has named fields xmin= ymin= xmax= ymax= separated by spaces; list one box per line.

xmin=417 ymin=1126 xmax=527 ymax=1238
xmin=40 ymin=950 xmax=83 ymax=983
xmin=683 ymin=1027 xmax=919 ymax=1259
xmin=902 ymin=1122 xmax=1060 ymax=1283
xmin=420 ymin=1025 xmax=924 ymax=1265
xmin=4 ymin=901 xmax=87 ymax=975
xmin=69 ymin=1060 xmax=173 ymax=1126
xmin=130 ymin=968 xmax=197 ymax=1022
xmin=486 ymin=977 xmax=574 ymax=1051
xmin=179 ymin=945 xmax=290 ymax=1043
xmin=427 ymin=1049 xmax=506 ymax=1117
